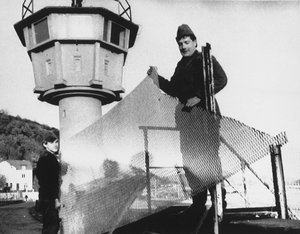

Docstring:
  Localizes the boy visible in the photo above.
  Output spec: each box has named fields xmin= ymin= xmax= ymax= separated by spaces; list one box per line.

xmin=36 ymin=133 xmax=60 ymax=234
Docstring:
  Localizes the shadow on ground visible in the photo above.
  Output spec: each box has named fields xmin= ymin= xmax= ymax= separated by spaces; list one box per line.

xmin=0 ymin=201 xmax=42 ymax=234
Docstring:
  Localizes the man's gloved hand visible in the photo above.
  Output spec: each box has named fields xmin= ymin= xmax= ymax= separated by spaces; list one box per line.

xmin=182 ymin=96 xmax=201 ymax=112
xmin=186 ymin=96 xmax=201 ymax=107
xmin=147 ymin=66 xmax=159 ymax=87
xmin=55 ymin=199 xmax=61 ymax=209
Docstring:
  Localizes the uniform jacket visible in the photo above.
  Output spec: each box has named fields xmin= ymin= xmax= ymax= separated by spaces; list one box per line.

xmin=158 ymin=50 xmax=227 ymax=114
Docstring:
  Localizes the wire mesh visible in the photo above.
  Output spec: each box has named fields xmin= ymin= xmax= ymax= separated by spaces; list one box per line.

xmin=59 ymin=77 xmax=288 ymax=233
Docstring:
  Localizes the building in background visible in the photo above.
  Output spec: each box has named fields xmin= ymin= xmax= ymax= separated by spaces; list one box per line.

xmin=0 ymin=160 xmax=33 ymax=191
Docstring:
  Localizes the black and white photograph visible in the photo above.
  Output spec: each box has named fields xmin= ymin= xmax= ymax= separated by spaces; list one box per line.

xmin=0 ymin=0 xmax=299 ymax=233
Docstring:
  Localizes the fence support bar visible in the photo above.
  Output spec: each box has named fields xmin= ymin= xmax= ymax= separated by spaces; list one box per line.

xmin=270 ymin=144 xmax=288 ymax=219
xmin=141 ymin=127 xmax=152 ymax=214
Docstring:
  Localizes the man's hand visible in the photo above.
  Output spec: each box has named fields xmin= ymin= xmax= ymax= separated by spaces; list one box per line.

xmin=186 ymin=96 xmax=201 ymax=107
xmin=55 ymin=199 xmax=61 ymax=209
xmin=147 ymin=66 xmax=159 ymax=87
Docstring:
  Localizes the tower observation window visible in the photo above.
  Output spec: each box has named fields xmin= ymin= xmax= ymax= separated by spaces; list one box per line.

xmin=110 ymin=22 xmax=125 ymax=48
xmin=34 ymin=18 xmax=50 ymax=44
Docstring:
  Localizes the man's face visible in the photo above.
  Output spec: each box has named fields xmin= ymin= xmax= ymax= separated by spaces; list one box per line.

xmin=44 ymin=139 xmax=59 ymax=154
xmin=177 ymin=36 xmax=197 ymax=57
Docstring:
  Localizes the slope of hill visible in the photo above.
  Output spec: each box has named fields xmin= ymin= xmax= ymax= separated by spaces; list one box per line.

xmin=0 ymin=110 xmax=58 ymax=163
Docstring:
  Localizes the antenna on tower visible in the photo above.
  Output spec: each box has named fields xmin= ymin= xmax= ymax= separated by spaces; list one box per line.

xmin=71 ymin=0 xmax=83 ymax=7
xmin=115 ymin=0 xmax=132 ymax=21
xmin=22 ymin=0 xmax=34 ymax=19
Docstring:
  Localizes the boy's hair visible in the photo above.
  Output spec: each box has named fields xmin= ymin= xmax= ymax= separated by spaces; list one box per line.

xmin=43 ymin=133 xmax=58 ymax=144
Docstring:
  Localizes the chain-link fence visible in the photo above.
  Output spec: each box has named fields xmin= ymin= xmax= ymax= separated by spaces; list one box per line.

xmin=59 ymin=77 xmax=293 ymax=233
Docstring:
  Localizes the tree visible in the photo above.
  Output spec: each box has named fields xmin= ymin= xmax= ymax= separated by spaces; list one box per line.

xmin=0 ymin=110 xmax=59 ymax=162
xmin=0 ymin=174 xmax=6 ymax=189
xmin=103 ymin=159 xmax=120 ymax=178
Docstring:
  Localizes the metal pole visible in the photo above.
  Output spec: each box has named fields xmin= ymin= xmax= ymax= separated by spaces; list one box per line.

xmin=224 ymin=178 xmax=248 ymax=204
xmin=241 ymin=161 xmax=249 ymax=207
xmin=139 ymin=126 xmax=180 ymax=214
xmin=202 ymin=43 xmax=222 ymax=234
xmin=142 ymin=128 xmax=152 ymax=214
xmin=270 ymin=144 xmax=288 ymax=219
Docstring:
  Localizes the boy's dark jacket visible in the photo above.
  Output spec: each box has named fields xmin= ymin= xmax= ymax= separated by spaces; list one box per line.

xmin=36 ymin=150 xmax=60 ymax=200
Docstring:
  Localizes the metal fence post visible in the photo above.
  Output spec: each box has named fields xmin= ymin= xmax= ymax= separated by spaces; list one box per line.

xmin=270 ymin=144 xmax=288 ymax=219
xmin=142 ymin=127 xmax=152 ymax=214
xmin=241 ymin=161 xmax=249 ymax=207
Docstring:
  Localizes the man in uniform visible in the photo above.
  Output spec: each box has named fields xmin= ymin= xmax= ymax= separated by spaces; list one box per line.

xmin=147 ymin=24 xmax=227 ymax=232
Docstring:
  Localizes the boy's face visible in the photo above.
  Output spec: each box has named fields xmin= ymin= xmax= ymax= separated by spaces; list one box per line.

xmin=44 ymin=139 xmax=59 ymax=153
xmin=177 ymin=36 xmax=197 ymax=57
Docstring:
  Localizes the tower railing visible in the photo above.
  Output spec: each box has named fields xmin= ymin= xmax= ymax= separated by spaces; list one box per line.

xmin=21 ymin=0 xmax=133 ymax=22
xmin=22 ymin=0 xmax=33 ymax=19
xmin=116 ymin=0 xmax=132 ymax=21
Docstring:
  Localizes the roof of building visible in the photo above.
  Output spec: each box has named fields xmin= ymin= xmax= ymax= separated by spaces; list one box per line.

xmin=2 ymin=160 xmax=33 ymax=170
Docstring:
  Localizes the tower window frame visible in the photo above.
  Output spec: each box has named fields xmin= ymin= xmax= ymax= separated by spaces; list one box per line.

xmin=33 ymin=17 xmax=50 ymax=45
xmin=110 ymin=22 xmax=126 ymax=48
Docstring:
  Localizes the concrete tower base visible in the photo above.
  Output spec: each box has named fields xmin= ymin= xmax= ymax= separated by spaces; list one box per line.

xmin=59 ymin=96 xmax=102 ymax=141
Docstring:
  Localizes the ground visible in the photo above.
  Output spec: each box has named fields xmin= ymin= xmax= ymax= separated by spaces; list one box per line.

xmin=0 ymin=202 xmax=41 ymax=234
xmin=1 ymin=202 xmax=300 ymax=234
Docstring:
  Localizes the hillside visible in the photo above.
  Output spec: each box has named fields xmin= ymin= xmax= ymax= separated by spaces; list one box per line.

xmin=0 ymin=110 xmax=58 ymax=164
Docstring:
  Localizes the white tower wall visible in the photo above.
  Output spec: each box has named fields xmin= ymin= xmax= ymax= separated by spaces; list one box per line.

xmin=59 ymin=96 xmax=102 ymax=141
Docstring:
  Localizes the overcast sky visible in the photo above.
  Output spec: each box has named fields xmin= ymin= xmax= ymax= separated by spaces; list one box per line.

xmin=0 ymin=0 xmax=299 ymax=178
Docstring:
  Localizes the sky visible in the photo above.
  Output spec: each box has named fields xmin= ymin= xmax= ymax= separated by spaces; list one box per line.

xmin=0 ymin=0 xmax=300 ymax=179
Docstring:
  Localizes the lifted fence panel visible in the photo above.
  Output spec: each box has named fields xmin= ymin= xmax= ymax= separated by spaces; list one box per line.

xmin=59 ymin=77 xmax=289 ymax=233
